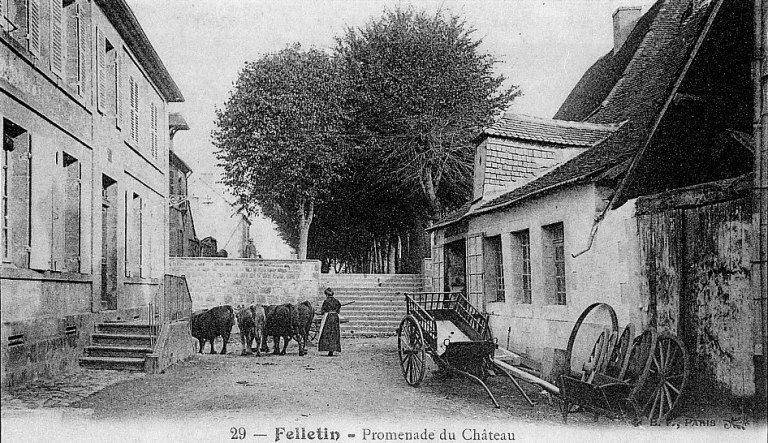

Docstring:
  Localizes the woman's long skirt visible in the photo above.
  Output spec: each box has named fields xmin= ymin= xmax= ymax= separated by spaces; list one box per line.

xmin=317 ymin=312 xmax=341 ymax=353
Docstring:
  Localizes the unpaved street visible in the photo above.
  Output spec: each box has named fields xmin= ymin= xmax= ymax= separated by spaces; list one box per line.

xmin=72 ymin=337 xmax=578 ymax=424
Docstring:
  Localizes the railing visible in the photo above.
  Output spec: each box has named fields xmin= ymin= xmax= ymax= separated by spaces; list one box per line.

xmin=405 ymin=291 xmax=492 ymax=342
xmin=162 ymin=274 xmax=193 ymax=323
xmin=404 ymin=293 xmax=439 ymax=349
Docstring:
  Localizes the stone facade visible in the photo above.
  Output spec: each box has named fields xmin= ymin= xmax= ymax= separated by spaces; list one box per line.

xmin=1 ymin=0 xmax=183 ymax=386
xmin=168 ymin=257 xmax=322 ymax=309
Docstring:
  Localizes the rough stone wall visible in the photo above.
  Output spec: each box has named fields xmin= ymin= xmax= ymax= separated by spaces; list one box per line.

xmin=167 ymin=258 xmax=322 ymax=310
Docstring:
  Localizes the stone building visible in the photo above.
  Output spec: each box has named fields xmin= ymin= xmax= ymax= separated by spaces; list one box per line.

xmin=428 ymin=0 xmax=761 ymax=402
xmin=1 ymin=0 xmax=183 ymax=385
xmin=168 ymin=112 xmax=198 ymax=257
xmin=188 ymin=173 xmax=254 ymax=258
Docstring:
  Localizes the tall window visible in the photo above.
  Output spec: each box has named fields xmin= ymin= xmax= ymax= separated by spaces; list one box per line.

xmin=96 ymin=29 xmax=116 ymax=115
xmin=483 ymin=235 xmax=504 ymax=302
xmin=64 ymin=0 xmax=87 ymax=97
xmin=125 ymin=192 xmax=142 ymax=277
xmin=6 ymin=0 xmax=41 ymax=56
xmin=543 ymin=223 xmax=566 ymax=305
xmin=511 ymin=229 xmax=532 ymax=304
xmin=2 ymin=119 xmax=31 ymax=268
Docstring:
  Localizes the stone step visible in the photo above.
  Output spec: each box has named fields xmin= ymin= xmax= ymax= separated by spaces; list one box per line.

xmin=85 ymin=345 xmax=154 ymax=359
xmin=78 ymin=356 xmax=145 ymax=371
xmin=91 ymin=333 xmax=154 ymax=347
xmin=344 ymin=313 xmax=405 ymax=321
xmin=96 ymin=322 xmax=159 ymax=335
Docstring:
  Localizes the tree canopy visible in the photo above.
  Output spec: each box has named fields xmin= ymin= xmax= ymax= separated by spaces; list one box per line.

xmin=213 ymin=45 xmax=349 ymax=259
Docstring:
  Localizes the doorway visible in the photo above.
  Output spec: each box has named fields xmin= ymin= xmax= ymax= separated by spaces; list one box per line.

xmin=101 ymin=175 xmax=118 ymax=310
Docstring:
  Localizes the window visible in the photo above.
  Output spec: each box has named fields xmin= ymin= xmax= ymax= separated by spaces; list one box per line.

xmin=6 ymin=0 xmax=41 ymax=55
xmin=64 ymin=0 xmax=87 ymax=96
xmin=543 ymin=223 xmax=566 ymax=305
xmin=2 ymin=119 xmax=31 ymax=268
xmin=129 ymin=76 xmax=140 ymax=144
xmin=96 ymin=28 xmax=116 ymax=115
xmin=511 ymin=229 xmax=532 ymax=304
xmin=62 ymin=152 xmax=80 ymax=272
xmin=483 ymin=235 xmax=504 ymax=303
xmin=49 ymin=0 xmax=64 ymax=77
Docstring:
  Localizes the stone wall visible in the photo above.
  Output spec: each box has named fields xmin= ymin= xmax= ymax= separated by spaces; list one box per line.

xmin=167 ymin=258 xmax=322 ymax=309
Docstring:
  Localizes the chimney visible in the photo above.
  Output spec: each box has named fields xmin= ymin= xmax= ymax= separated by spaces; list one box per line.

xmin=612 ymin=6 xmax=642 ymax=54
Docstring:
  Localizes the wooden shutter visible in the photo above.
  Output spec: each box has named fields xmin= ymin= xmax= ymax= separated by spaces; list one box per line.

xmin=63 ymin=160 xmax=81 ymax=272
xmin=124 ymin=190 xmax=131 ymax=277
xmin=96 ymin=26 xmax=105 ymax=111
xmin=29 ymin=135 xmax=52 ymax=270
xmin=150 ymin=103 xmax=158 ymax=158
xmin=49 ymin=0 xmax=64 ymax=76
xmin=65 ymin=1 xmax=78 ymax=86
xmin=50 ymin=151 xmax=65 ymax=271
xmin=140 ymin=197 xmax=148 ymax=278
xmin=27 ymin=0 xmax=41 ymax=56
xmin=115 ymin=48 xmax=123 ymax=128
xmin=466 ymin=233 xmax=484 ymax=310
xmin=77 ymin=2 xmax=87 ymax=97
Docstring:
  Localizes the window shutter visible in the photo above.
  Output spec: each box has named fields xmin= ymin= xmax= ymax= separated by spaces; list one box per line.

xmin=49 ymin=0 xmax=64 ymax=76
xmin=124 ymin=190 xmax=131 ymax=277
xmin=140 ymin=198 xmax=149 ymax=278
xmin=64 ymin=1 xmax=78 ymax=86
xmin=27 ymin=0 xmax=41 ymax=56
xmin=96 ymin=26 xmax=105 ymax=111
xmin=466 ymin=233 xmax=484 ymax=309
xmin=29 ymin=135 xmax=52 ymax=270
xmin=77 ymin=2 xmax=87 ymax=98
xmin=115 ymin=48 xmax=122 ymax=128
xmin=50 ymin=152 xmax=64 ymax=271
xmin=150 ymin=103 xmax=158 ymax=158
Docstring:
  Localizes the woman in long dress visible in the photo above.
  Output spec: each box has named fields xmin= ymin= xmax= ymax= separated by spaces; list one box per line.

xmin=317 ymin=287 xmax=341 ymax=356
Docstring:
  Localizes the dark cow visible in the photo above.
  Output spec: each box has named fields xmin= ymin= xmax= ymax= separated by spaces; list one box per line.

xmin=191 ymin=305 xmax=235 ymax=354
xmin=293 ymin=301 xmax=315 ymax=356
xmin=236 ymin=304 xmax=265 ymax=356
xmin=261 ymin=304 xmax=297 ymax=355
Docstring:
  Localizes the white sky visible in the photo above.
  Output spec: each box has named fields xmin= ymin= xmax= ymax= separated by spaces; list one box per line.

xmin=125 ymin=0 xmax=654 ymax=257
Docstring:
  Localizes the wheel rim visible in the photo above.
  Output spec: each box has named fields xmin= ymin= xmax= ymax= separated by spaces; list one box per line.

xmin=398 ymin=316 xmax=426 ymax=387
xmin=564 ymin=303 xmax=619 ymax=378
xmin=606 ymin=324 xmax=634 ymax=379
xmin=637 ymin=332 xmax=689 ymax=424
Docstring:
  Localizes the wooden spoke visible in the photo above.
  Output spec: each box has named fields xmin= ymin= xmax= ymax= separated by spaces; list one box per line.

xmin=633 ymin=331 xmax=689 ymax=425
xmin=397 ymin=316 xmax=426 ymax=387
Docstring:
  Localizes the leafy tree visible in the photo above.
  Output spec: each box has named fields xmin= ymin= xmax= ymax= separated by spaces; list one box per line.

xmin=336 ymin=7 xmax=520 ymax=220
xmin=213 ymin=45 xmax=348 ymax=259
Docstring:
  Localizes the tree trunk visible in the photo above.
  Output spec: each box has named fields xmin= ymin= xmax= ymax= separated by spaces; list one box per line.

xmin=387 ymin=235 xmax=397 ymax=274
xmin=297 ymin=198 xmax=314 ymax=260
xmin=421 ymin=169 xmax=442 ymax=220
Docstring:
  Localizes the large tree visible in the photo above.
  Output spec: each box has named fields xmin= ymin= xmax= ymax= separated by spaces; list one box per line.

xmin=336 ymin=8 xmax=520 ymax=220
xmin=213 ymin=45 xmax=348 ymax=259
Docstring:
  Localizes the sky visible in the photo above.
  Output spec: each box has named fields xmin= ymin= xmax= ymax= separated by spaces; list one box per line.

xmin=126 ymin=0 xmax=655 ymax=257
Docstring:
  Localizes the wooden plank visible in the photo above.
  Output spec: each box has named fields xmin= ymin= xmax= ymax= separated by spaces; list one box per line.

xmin=636 ymin=173 xmax=752 ymax=215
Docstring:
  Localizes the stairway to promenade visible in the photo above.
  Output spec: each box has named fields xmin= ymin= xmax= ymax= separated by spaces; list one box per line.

xmin=320 ymin=274 xmax=424 ymax=337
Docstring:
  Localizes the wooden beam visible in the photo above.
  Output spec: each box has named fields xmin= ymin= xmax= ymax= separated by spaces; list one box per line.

xmin=635 ymin=173 xmax=752 ymax=215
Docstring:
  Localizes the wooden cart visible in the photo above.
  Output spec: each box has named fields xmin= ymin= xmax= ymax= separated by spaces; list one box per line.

xmin=559 ymin=303 xmax=690 ymax=425
xmin=397 ymin=292 xmax=534 ymax=408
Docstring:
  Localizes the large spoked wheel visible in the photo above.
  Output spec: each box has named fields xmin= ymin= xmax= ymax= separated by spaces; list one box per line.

xmin=635 ymin=332 xmax=689 ymax=425
xmin=398 ymin=316 xmax=426 ymax=387
xmin=605 ymin=324 xmax=634 ymax=379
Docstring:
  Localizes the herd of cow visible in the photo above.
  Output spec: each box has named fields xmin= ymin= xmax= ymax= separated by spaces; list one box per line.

xmin=190 ymin=301 xmax=316 ymax=357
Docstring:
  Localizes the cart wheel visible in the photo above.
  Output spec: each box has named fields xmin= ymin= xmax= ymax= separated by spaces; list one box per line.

xmin=606 ymin=324 xmax=634 ymax=379
xmin=623 ymin=329 xmax=657 ymax=388
xmin=564 ymin=303 xmax=618 ymax=377
xmin=634 ymin=332 xmax=689 ymax=425
xmin=581 ymin=330 xmax=608 ymax=383
xmin=398 ymin=316 xmax=426 ymax=387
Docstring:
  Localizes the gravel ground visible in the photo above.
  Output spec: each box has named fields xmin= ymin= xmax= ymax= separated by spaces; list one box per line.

xmin=2 ymin=337 xmax=764 ymax=442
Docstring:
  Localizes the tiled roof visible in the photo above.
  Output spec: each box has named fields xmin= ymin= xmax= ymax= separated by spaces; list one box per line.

xmin=481 ymin=114 xmax=619 ymax=147
xmin=475 ymin=0 xmax=718 ymax=213
xmin=430 ymin=0 xmax=719 ymax=228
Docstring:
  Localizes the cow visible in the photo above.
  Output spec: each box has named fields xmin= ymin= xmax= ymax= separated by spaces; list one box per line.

xmin=191 ymin=305 xmax=235 ymax=354
xmin=293 ymin=301 xmax=315 ymax=356
xmin=261 ymin=304 xmax=298 ymax=355
xmin=236 ymin=304 xmax=265 ymax=356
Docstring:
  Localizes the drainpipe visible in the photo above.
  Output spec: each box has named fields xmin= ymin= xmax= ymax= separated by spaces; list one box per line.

xmin=571 ymin=194 xmax=612 ymax=259
xmin=752 ymin=0 xmax=768 ymax=401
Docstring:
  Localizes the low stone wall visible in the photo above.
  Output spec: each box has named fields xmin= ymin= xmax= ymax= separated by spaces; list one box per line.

xmin=167 ymin=258 xmax=322 ymax=310
xmin=145 ymin=320 xmax=196 ymax=373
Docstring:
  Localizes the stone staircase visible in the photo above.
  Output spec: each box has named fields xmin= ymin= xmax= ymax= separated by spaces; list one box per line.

xmin=78 ymin=322 xmax=157 ymax=371
xmin=321 ymin=274 xmax=423 ymax=337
